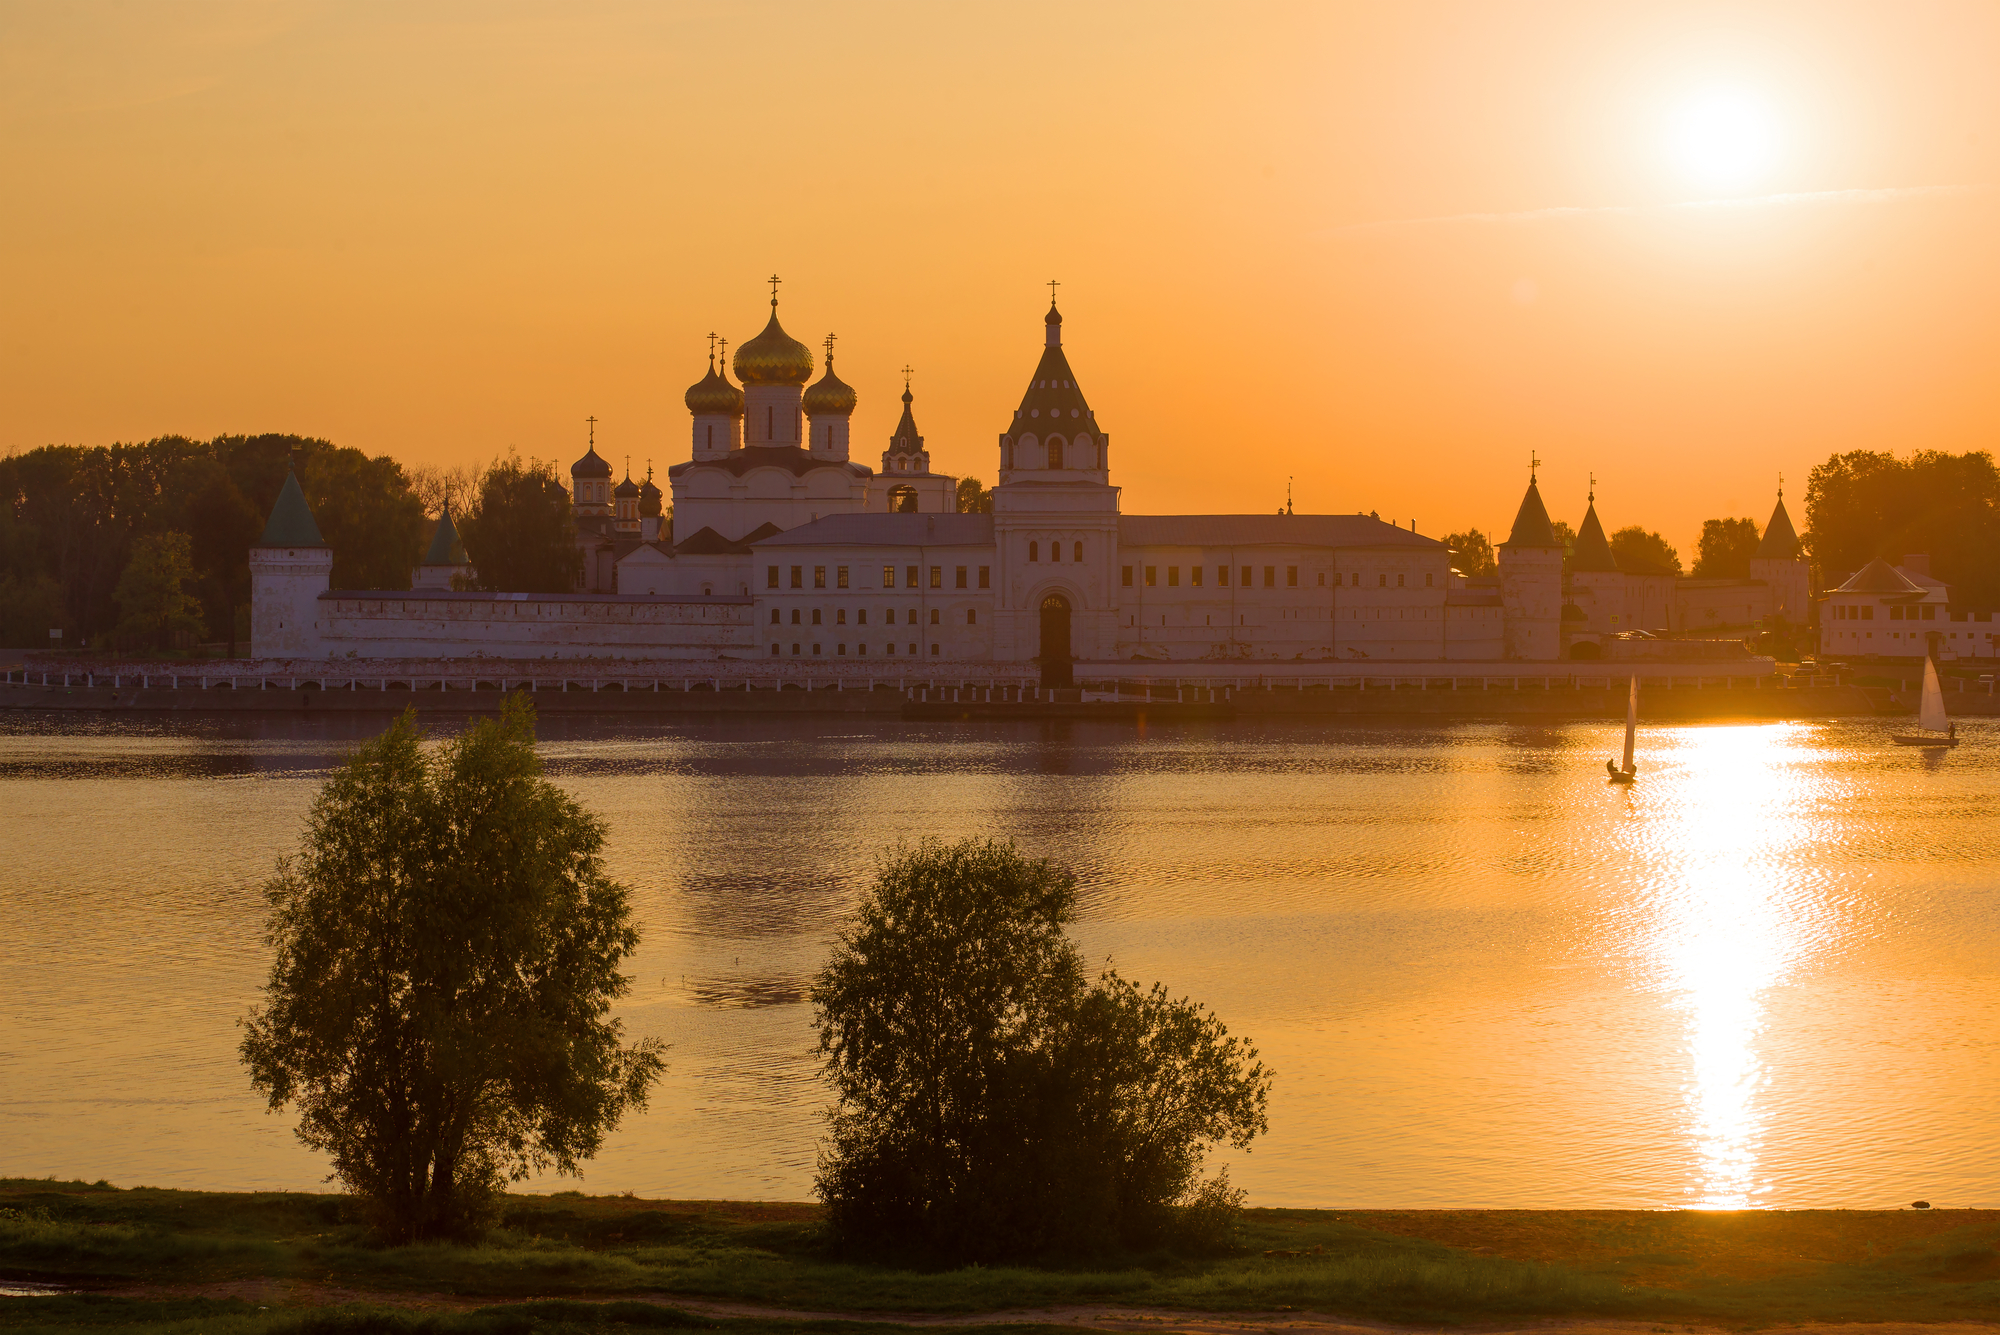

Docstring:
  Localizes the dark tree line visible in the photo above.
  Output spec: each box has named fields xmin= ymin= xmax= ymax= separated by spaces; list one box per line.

xmin=0 ymin=435 xmax=580 ymax=650
xmin=1805 ymin=450 xmax=2000 ymax=605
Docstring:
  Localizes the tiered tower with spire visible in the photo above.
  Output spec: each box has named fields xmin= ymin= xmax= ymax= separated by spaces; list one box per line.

xmin=412 ymin=502 xmax=472 ymax=590
xmin=990 ymin=296 xmax=1121 ymax=674
xmin=1498 ymin=469 xmax=1563 ymax=660
xmin=1565 ymin=483 xmax=1623 ymax=636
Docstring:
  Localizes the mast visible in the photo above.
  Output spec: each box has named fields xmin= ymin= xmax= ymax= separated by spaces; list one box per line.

xmin=1622 ymin=676 xmax=1638 ymax=773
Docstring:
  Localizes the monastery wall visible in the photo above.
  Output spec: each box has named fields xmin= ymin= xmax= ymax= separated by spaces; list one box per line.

xmin=303 ymin=591 xmax=755 ymax=660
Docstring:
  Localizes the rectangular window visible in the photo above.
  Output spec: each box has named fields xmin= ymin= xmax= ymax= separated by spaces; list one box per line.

xmin=858 ymin=609 xmax=868 ymax=625
xmin=1286 ymin=565 xmax=1298 ymax=587
xmin=906 ymin=565 xmax=919 ymax=588
xmin=1145 ymin=566 xmax=1157 ymax=586
xmin=978 ymin=566 xmax=990 ymax=588
xmin=1397 ymin=573 xmax=1405 ymax=588
xmin=882 ymin=565 xmax=894 ymax=588
xmin=1168 ymin=566 xmax=1180 ymax=586
xmin=967 ymin=609 xmax=977 ymax=624
xmin=1122 ymin=565 xmax=1134 ymax=586
xmin=836 ymin=566 xmax=849 ymax=588
xmin=1923 ymin=606 xmax=1935 ymax=620
xmin=1218 ymin=565 xmax=1229 ymax=586
xmin=1426 ymin=573 xmax=1434 ymax=587
xmin=930 ymin=608 xmax=940 ymax=624
xmin=767 ymin=566 xmax=779 ymax=589
xmin=1890 ymin=606 xmax=1902 ymax=621
xmin=1317 ymin=572 xmax=1325 ymax=586
xmin=1242 ymin=566 xmax=1252 ymax=587
xmin=1191 ymin=566 xmax=1203 ymax=587
xmin=930 ymin=566 xmax=942 ymax=589
xmin=955 ymin=566 xmax=967 ymax=588
xmin=1378 ymin=574 xmax=1387 ymax=588
xmin=790 ymin=609 xmax=800 ymax=624
xmin=836 ymin=609 xmax=846 ymax=625
xmin=814 ymin=565 xmax=826 ymax=589
xmin=1862 ymin=606 xmax=1873 ymax=620
xmin=1263 ymin=566 xmax=1275 ymax=588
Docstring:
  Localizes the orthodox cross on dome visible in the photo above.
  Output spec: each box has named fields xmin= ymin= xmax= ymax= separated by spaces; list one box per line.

xmin=1530 ymin=450 xmax=1540 ymax=480
xmin=1047 ymin=278 xmax=1060 ymax=304
xmin=587 ymin=415 xmax=597 ymax=448
xmin=717 ymin=336 xmax=729 ymax=368
xmin=1588 ymin=471 xmax=1596 ymax=502
xmin=901 ymin=364 xmax=914 ymax=392
xmin=824 ymin=333 xmax=837 ymax=363
xmin=707 ymin=331 xmax=717 ymax=363
xmin=768 ymin=273 xmax=782 ymax=306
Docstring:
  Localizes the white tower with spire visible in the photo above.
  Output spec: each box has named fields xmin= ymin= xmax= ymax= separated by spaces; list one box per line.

xmin=1498 ymin=465 xmax=1564 ymax=661
xmin=990 ymin=292 xmax=1121 ymax=679
xmin=1749 ymin=482 xmax=1810 ymax=625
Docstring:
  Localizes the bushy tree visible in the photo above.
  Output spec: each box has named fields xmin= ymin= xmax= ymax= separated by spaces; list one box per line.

xmin=1609 ymin=525 xmax=1682 ymax=575
xmin=811 ymin=839 xmax=1269 ymax=1262
xmin=461 ymin=454 xmax=582 ymax=593
xmin=955 ymin=476 xmax=992 ymax=514
xmin=113 ymin=532 xmax=205 ymax=650
xmin=1691 ymin=517 xmax=1761 ymax=579
xmin=1445 ymin=529 xmax=1496 ymax=576
xmin=1805 ymin=449 xmax=2000 ymax=603
xmin=241 ymin=698 xmax=664 ymax=1242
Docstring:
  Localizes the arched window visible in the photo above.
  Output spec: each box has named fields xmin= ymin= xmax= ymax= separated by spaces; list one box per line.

xmin=1072 ymin=541 xmax=1083 ymax=563
xmin=1072 ymin=433 xmax=1092 ymax=467
xmin=1029 ymin=541 xmax=1039 ymax=562
xmin=1051 ymin=541 xmax=1061 ymax=563
xmin=1047 ymin=438 xmax=1065 ymax=469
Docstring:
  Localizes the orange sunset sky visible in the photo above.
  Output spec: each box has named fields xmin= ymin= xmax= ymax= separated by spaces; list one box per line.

xmin=5 ymin=1 xmax=2000 ymax=553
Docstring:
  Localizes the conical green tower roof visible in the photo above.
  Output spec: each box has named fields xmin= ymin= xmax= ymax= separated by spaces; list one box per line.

xmin=1756 ymin=495 xmax=1801 ymax=559
xmin=423 ymin=503 xmax=467 ymax=565
xmin=1500 ymin=476 xmax=1560 ymax=548
xmin=256 ymin=465 xmax=326 ymax=547
xmin=1570 ymin=497 xmax=1619 ymax=571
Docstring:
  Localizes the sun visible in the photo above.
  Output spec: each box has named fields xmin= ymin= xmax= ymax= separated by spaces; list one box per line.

xmin=1667 ymin=90 xmax=1780 ymax=192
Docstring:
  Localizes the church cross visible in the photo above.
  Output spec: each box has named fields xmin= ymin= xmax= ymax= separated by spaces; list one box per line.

xmin=717 ymin=336 xmax=728 ymax=369
xmin=1588 ymin=470 xmax=1596 ymax=502
xmin=768 ymin=273 xmax=782 ymax=304
xmin=587 ymin=415 xmax=596 ymax=447
xmin=1530 ymin=450 xmax=1539 ymax=480
xmin=901 ymin=363 xmax=914 ymax=390
xmin=1778 ymin=471 xmax=1784 ymax=499
xmin=1047 ymin=278 xmax=1060 ymax=303
xmin=824 ymin=332 xmax=837 ymax=362
xmin=707 ymin=331 xmax=717 ymax=362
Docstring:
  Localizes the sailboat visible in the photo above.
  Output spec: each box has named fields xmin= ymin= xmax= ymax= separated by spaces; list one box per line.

xmin=1607 ymin=675 xmax=1638 ymax=783
xmin=1891 ymin=656 xmax=1958 ymax=747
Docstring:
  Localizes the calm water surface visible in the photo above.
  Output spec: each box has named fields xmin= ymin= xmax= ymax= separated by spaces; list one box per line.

xmin=2 ymin=712 xmax=1995 ymax=1209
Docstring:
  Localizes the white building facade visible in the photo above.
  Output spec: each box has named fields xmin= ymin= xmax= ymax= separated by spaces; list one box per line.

xmin=250 ymin=294 xmax=1675 ymax=671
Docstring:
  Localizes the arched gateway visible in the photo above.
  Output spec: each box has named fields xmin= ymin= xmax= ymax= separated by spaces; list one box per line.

xmin=1038 ymin=592 xmax=1073 ymax=688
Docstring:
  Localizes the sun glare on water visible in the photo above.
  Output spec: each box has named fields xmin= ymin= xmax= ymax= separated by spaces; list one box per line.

xmin=1667 ymin=89 xmax=1782 ymax=193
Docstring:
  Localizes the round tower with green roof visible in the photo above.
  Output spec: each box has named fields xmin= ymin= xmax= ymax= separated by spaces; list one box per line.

xmin=249 ymin=462 xmax=333 ymax=658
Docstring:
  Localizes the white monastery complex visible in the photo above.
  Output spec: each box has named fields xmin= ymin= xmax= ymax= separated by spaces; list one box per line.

xmin=251 ymin=290 xmax=1825 ymax=678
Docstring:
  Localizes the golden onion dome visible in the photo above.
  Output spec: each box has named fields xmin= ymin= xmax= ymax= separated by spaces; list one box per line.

xmin=684 ymin=356 xmax=744 ymax=416
xmin=733 ymin=304 xmax=814 ymax=386
xmin=803 ymin=348 xmax=858 ymax=417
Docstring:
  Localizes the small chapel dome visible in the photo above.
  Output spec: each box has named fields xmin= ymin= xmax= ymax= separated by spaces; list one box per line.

xmin=733 ymin=304 xmax=814 ymax=386
xmin=639 ymin=472 xmax=663 ymax=518
xmin=803 ymin=351 xmax=858 ymax=417
xmin=685 ymin=357 xmax=745 ymax=416
xmin=614 ymin=472 xmax=641 ymax=499
xmin=571 ymin=445 xmax=612 ymax=479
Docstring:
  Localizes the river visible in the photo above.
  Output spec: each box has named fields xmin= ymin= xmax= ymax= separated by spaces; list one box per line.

xmin=2 ymin=711 xmax=1995 ymax=1209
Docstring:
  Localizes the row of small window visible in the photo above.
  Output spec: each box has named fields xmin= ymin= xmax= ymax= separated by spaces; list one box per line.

xmin=1831 ymin=603 xmax=1935 ymax=621
xmin=772 ymin=607 xmax=975 ymax=626
xmin=770 ymin=564 xmax=992 ymax=590
xmin=772 ymin=642 xmax=941 ymax=656
xmin=1027 ymin=541 xmax=1083 ymax=562
xmin=1120 ymin=565 xmax=1435 ymax=589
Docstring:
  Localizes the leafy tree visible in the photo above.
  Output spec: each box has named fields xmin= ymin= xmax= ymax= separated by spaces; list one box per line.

xmin=1609 ymin=525 xmax=1682 ymax=575
xmin=299 ymin=448 xmax=426 ymax=590
xmin=1445 ymin=529 xmax=1496 ymax=576
xmin=1550 ymin=518 xmax=1577 ymax=566
xmin=240 ymin=699 xmax=665 ymax=1242
xmin=187 ymin=470 xmax=264 ymax=654
xmin=409 ymin=463 xmax=480 ymax=520
xmin=113 ymin=532 xmax=205 ymax=650
xmin=461 ymin=454 xmax=582 ymax=593
xmin=0 ymin=573 xmax=66 ymax=649
xmin=955 ymin=476 xmax=992 ymax=514
xmin=1805 ymin=449 xmax=2000 ymax=604
xmin=812 ymin=838 xmax=1269 ymax=1262
xmin=1691 ymin=517 xmax=1761 ymax=579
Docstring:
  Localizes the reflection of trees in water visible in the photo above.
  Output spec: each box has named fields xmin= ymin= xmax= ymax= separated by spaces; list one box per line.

xmin=672 ymin=867 xmax=860 ymax=941
xmin=685 ymin=973 xmax=806 ymax=1009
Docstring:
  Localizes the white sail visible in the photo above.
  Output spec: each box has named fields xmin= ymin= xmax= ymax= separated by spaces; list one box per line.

xmin=1919 ymin=657 xmax=1950 ymax=733
xmin=1622 ymin=676 xmax=1638 ymax=772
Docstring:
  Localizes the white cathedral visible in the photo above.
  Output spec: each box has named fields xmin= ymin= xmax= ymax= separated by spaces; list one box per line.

xmin=250 ymin=291 xmax=1810 ymax=675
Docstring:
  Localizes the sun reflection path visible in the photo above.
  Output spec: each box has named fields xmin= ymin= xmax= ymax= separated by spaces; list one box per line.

xmin=1626 ymin=724 xmax=1840 ymax=1209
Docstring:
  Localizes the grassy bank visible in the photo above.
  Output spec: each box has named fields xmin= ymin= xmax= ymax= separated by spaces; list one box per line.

xmin=3 ymin=1179 xmax=1997 ymax=1332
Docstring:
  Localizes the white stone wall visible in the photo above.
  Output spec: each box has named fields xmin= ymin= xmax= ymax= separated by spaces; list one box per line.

xmin=309 ymin=592 xmax=755 ymax=660
xmin=1500 ymin=545 xmax=1563 ymax=661
xmin=670 ymin=462 xmax=871 ymax=543
xmin=691 ymin=413 xmax=741 ymax=460
xmin=743 ymin=384 xmax=803 ymax=447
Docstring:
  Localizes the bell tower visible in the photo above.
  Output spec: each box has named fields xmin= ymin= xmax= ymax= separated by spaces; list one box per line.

xmin=990 ymin=289 xmax=1121 ymax=670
